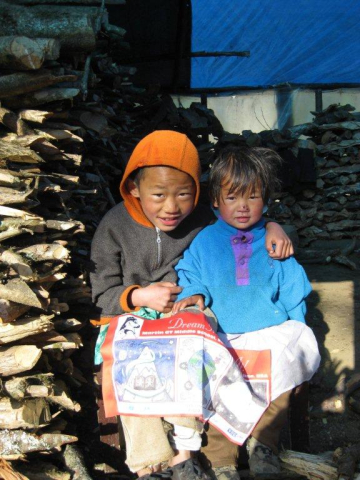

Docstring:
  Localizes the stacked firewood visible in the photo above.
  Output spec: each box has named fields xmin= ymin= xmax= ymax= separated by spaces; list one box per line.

xmin=0 ymin=1 xmax=224 ymax=477
xmin=270 ymin=104 xmax=360 ymax=246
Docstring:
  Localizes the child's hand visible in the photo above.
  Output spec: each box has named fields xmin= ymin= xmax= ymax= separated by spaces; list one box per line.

xmin=172 ymin=295 xmax=205 ymax=314
xmin=265 ymin=222 xmax=294 ymax=259
xmin=130 ymin=282 xmax=182 ymax=313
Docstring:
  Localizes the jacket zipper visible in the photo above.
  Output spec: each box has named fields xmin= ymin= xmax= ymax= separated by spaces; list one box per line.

xmin=156 ymin=227 xmax=162 ymax=267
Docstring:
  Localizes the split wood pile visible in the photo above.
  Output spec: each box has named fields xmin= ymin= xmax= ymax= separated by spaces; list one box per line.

xmin=273 ymin=104 xmax=360 ymax=247
xmin=0 ymin=0 xmax=224 ymax=477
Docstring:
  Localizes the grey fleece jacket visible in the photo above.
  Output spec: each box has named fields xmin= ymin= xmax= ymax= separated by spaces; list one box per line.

xmin=90 ymin=202 xmax=214 ymax=318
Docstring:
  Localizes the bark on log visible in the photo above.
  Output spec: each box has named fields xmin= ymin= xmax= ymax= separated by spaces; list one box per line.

xmin=0 ymin=315 xmax=54 ymax=344
xmin=0 ymin=36 xmax=44 ymax=70
xmin=0 ymin=397 xmax=51 ymax=429
xmin=0 ymin=2 xmax=96 ymax=53
xmin=0 ymin=71 xmax=77 ymax=98
xmin=0 ymin=430 xmax=77 ymax=459
xmin=0 ymin=345 xmax=42 ymax=375
xmin=3 ymin=88 xmax=80 ymax=109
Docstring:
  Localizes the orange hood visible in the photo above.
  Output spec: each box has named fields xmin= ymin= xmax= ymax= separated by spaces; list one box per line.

xmin=120 ymin=130 xmax=201 ymax=228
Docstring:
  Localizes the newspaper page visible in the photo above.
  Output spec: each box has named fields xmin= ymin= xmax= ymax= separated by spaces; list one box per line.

xmin=101 ymin=312 xmax=271 ymax=445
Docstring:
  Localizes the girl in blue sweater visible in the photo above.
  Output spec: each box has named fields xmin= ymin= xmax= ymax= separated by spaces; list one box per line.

xmin=173 ymin=146 xmax=320 ymax=479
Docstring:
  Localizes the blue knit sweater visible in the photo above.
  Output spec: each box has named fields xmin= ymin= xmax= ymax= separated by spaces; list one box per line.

xmin=175 ymin=218 xmax=312 ymax=333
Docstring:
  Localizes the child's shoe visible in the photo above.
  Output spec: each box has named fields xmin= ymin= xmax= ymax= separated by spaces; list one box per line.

xmin=171 ymin=458 xmax=211 ymax=480
xmin=208 ymin=465 xmax=240 ymax=479
xmin=246 ymin=437 xmax=281 ymax=475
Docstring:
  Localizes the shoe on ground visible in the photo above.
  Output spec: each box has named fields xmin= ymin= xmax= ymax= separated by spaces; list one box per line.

xmin=206 ymin=465 xmax=240 ymax=480
xmin=171 ymin=458 xmax=211 ymax=480
xmin=246 ymin=437 xmax=281 ymax=475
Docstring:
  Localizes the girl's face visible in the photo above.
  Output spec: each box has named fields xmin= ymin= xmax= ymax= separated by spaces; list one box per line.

xmin=214 ymin=181 xmax=265 ymax=230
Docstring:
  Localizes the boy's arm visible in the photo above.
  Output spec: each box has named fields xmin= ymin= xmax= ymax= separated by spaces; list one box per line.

xmin=265 ymin=221 xmax=294 ymax=259
xmin=276 ymin=257 xmax=312 ymax=323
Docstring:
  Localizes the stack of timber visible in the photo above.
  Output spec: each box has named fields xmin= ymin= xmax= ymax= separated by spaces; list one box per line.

xmin=0 ymin=0 xmax=224 ymax=476
xmin=272 ymin=104 xmax=360 ymax=248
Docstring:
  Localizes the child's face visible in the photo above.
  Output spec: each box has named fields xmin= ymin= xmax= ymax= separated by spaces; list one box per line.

xmin=129 ymin=166 xmax=196 ymax=232
xmin=214 ymin=181 xmax=265 ymax=230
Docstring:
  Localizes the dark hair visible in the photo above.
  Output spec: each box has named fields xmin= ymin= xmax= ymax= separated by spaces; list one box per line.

xmin=209 ymin=146 xmax=282 ymax=205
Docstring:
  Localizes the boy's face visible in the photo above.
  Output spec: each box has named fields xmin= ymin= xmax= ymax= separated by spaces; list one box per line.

xmin=214 ymin=181 xmax=264 ymax=230
xmin=129 ymin=166 xmax=196 ymax=232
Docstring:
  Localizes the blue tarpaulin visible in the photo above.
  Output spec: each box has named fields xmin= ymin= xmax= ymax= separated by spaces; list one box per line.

xmin=191 ymin=0 xmax=360 ymax=89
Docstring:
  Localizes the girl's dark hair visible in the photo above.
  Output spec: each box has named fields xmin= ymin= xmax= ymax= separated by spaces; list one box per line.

xmin=209 ymin=146 xmax=283 ymax=205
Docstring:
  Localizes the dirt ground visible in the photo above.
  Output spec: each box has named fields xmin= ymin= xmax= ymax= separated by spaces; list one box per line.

xmin=304 ymin=245 xmax=360 ymax=454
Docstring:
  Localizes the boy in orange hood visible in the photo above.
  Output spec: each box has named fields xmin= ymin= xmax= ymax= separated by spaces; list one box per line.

xmin=90 ymin=130 xmax=293 ymax=479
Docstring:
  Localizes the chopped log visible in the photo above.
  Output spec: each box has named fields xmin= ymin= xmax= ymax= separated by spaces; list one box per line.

xmin=0 ymin=397 xmax=51 ymax=429
xmin=19 ymin=109 xmax=53 ymax=124
xmin=0 ymin=107 xmax=32 ymax=136
xmin=62 ymin=444 xmax=93 ymax=480
xmin=0 ymin=430 xmax=77 ymax=459
xmin=48 ymin=379 xmax=81 ymax=412
xmin=0 ymin=315 xmax=54 ymax=344
xmin=34 ymin=127 xmax=83 ymax=143
xmin=3 ymin=88 xmax=80 ymax=109
xmin=0 ymin=169 xmax=24 ymax=188
xmin=0 ymin=345 xmax=42 ymax=375
xmin=0 ymin=301 xmax=30 ymax=324
xmin=0 ymin=183 xmax=36 ymax=205
xmin=0 ymin=248 xmax=33 ymax=277
xmin=0 ymin=140 xmax=44 ymax=163
xmin=2 ymin=373 xmax=55 ymax=400
xmin=42 ymin=332 xmax=83 ymax=350
xmin=0 ymin=278 xmax=42 ymax=308
xmin=18 ymin=244 xmax=70 ymax=262
xmin=279 ymin=450 xmax=337 ymax=480
xmin=0 ymin=36 xmax=44 ymax=71
xmin=53 ymin=317 xmax=82 ymax=332
xmin=0 ymin=3 xmax=97 ymax=53
xmin=0 ymin=71 xmax=78 ymax=98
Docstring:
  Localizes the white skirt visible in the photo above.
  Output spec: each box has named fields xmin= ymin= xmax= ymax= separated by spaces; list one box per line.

xmin=218 ymin=320 xmax=321 ymax=401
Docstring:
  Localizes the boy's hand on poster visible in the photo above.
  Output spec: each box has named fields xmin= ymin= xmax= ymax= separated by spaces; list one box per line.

xmin=172 ymin=294 xmax=205 ymax=314
xmin=265 ymin=222 xmax=294 ymax=259
xmin=130 ymin=282 xmax=182 ymax=313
